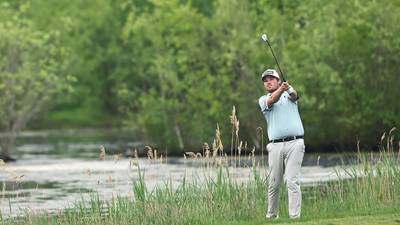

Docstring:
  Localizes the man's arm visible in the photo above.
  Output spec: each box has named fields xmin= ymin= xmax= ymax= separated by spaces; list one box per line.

xmin=287 ymin=85 xmax=299 ymax=101
xmin=267 ymin=82 xmax=289 ymax=107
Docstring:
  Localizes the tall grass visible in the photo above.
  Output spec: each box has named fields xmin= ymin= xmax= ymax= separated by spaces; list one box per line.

xmin=304 ymin=155 xmax=400 ymax=218
xmin=1 ymin=110 xmax=399 ymax=224
xmin=3 ymin=167 xmax=266 ymax=225
xmin=3 ymin=146 xmax=400 ymax=225
xmin=303 ymin=129 xmax=400 ymax=218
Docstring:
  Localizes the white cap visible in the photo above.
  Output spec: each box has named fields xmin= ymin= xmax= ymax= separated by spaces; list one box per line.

xmin=261 ymin=69 xmax=280 ymax=81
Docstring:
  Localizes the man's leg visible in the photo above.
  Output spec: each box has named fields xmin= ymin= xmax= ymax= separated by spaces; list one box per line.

xmin=284 ymin=139 xmax=305 ymax=219
xmin=267 ymin=143 xmax=284 ymax=218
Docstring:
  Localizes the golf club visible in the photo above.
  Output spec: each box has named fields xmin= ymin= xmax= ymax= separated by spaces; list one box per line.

xmin=261 ymin=33 xmax=286 ymax=82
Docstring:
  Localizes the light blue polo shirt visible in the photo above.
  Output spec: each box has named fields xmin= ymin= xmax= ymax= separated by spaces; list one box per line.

xmin=259 ymin=92 xmax=304 ymax=141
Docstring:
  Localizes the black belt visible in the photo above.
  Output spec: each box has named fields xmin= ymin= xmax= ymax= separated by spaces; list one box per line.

xmin=270 ymin=135 xmax=303 ymax=143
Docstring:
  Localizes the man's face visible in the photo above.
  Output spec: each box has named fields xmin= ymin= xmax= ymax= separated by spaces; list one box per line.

xmin=263 ymin=76 xmax=280 ymax=92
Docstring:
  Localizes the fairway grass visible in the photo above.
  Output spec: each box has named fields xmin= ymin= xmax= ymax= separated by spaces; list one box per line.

xmin=223 ymin=211 xmax=400 ymax=225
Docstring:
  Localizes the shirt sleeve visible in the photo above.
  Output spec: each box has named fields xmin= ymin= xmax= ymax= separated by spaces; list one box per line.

xmin=259 ymin=95 xmax=272 ymax=112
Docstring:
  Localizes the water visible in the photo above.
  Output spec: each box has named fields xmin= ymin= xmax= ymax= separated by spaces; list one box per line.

xmin=0 ymin=129 xmax=355 ymax=216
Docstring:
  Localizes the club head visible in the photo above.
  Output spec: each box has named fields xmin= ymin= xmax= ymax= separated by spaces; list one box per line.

xmin=261 ymin=33 xmax=268 ymax=42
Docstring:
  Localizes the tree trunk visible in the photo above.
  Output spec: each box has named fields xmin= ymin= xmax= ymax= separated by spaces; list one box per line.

xmin=0 ymin=131 xmax=16 ymax=161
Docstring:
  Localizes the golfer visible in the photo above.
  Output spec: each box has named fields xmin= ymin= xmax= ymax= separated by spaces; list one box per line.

xmin=258 ymin=69 xmax=305 ymax=219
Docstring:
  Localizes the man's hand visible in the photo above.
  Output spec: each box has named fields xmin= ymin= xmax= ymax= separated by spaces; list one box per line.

xmin=283 ymin=82 xmax=298 ymax=101
xmin=280 ymin=82 xmax=290 ymax=91
xmin=267 ymin=82 xmax=290 ymax=107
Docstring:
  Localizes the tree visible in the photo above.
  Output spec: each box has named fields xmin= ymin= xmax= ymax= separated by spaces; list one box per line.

xmin=281 ymin=0 xmax=400 ymax=146
xmin=118 ymin=0 xmax=211 ymax=149
xmin=0 ymin=10 xmax=73 ymax=161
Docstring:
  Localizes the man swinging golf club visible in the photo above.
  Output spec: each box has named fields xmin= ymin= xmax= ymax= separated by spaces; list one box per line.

xmin=259 ymin=34 xmax=305 ymax=219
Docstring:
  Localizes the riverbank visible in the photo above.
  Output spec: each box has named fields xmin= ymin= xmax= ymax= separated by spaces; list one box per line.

xmin=0 ymin=157 xmax=343 ymax=217
xmin=1 ymin=151 xmax=399 ymax=225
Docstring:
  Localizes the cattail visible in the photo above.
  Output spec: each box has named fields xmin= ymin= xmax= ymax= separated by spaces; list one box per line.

xmin=205 ymin=148 xmax=210 ymax=159
xmin=216 ymin=124 xmax=221 ymax=137
xmin=99 ymin=145 xmax=106 ymax=160
xmin=212 ymin=139 xmax=218 ymax=158
xmin=145 ymin=146 xmax=153 ymax=160
xmin=388 ymin=127 xmax=397 ymax=136
xmin=356 ymin=138 xmax=361 ymax=163
xmin=131 ymin=148 xmax=139 ymax=167
xmin=230 ymin=106 xmax=237 ymax=161
xmin=230 ymin=106 xmax=237 ymax=124
xmin=234 ymin=118 xmax=240 ymax=166
xmin=390 ymin=135 xmax=394 ymax=153
xmin=129 ymin=158 xmax=138 ymax=168
xmin=380 ymin=132 xmax=386 ymax=146
xmin=238 ymin=141 xmax=243 ymax=166
xmin=213 ymin=123 xmax=224 ymax=156
xmin=113 ymin=154 xmax=122 ymax=162
xmin=388 ymin=127 xmax=397 ymax=153
xmin=185 ymin=152 xmax=197 ymax=159
xmin=235 ymin=120 xmax=240 ymax=137
xmin=215 ymin=124 xmax=224 ymax=156
xmin=203 ymin=143 xmax=210 ymax=158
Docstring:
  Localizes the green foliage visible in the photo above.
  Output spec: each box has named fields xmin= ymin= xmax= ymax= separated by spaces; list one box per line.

xmin=0 ymin=4 xmax=74 ymax=157
xmin=22 ymin=0 xmax=130 ymax=124
xmin=282 ymin=0 xmax=400 ymax=145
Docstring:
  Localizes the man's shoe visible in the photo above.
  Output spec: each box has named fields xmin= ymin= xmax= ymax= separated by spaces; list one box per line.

xmin=289 ymin=215 xmax=300 ymax=219
xmin=266 ymin=214 xmax=279 ymax=220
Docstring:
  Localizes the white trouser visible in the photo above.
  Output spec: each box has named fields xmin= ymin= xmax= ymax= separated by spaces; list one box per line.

xmin=266 ymin=138 xmax=305 ymax=219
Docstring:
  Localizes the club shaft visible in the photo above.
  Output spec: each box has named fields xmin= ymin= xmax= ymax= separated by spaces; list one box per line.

xmin=266 ymin=41 xmax=286 ymax=82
